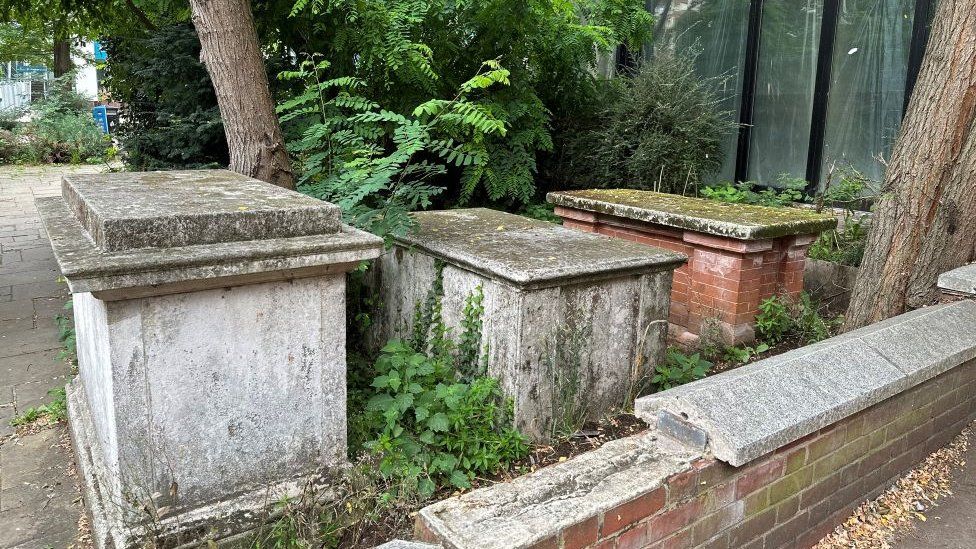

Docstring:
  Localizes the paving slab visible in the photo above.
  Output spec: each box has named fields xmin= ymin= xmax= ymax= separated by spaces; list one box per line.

xmin=0 ymin=164 xmax=101 ymax=548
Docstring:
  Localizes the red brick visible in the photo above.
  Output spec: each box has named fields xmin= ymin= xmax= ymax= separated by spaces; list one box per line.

xmin=665 ymin=468 xmax=700 ymax=504
xmin=735 ymin=457 xmax=785 ymax=498
xmin=601 ymin=487 xmax=666 ymax=537
xmin=646 ymin=498 xmax=704 ymax=543
xmin=561 ymin=516 xmax=600 ymax=549
xmin=613 ymin=523 xmax=652 ymax=549
xmin=527 ymin=535 xmax=560 ymax=549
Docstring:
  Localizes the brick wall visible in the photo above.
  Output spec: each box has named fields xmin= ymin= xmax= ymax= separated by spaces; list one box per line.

xmin=417 ymin=358 xmax=976 ymax=549
xmin=555 ymin=206 xmax=816 ymax=345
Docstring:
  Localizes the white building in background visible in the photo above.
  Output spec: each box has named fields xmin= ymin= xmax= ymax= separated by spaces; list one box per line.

xmin=73 ymin=40 xmax=101 ymax=101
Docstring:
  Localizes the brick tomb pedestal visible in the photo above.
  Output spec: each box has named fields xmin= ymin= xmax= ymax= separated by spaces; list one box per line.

xmin=548 ymin=190 xmax=836 ymax=345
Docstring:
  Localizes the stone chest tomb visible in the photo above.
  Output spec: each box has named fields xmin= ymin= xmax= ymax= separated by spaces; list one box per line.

xmin=36 ymin=170 xmax=383 ymax=547
xmin=548 ymin=190 xmax=836 ymax=345
xmin=369 ymin=208 xmax=685 ymax=440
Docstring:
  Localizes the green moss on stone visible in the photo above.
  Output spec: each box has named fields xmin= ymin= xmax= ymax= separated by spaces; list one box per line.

xmin=547 ymin=189 xmax=837 ymax=240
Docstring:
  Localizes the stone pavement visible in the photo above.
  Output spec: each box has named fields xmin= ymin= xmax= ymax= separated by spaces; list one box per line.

xmin=0 ymin=165 xmax=104 ymax=548
xmin=895 ymin=433 xmax=976 ymax=549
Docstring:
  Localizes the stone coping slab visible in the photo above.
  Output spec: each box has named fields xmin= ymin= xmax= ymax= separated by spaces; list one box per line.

xmin=938 ymin=263 xmax=976 ymax=296
xmin=635 ymin=300 xmax=976 ymax=466
xmin=63 ymin=170 xmax=342 ymax=251
xmin=36 ymin=195 xmax=381 ymax=296
xmin=395 ymin=208 xmax=685 ymax=289
xmin=418 ymin=430 xmax=699 ymax=549
xmin=547 ymin=189 xmax=837 ymax=240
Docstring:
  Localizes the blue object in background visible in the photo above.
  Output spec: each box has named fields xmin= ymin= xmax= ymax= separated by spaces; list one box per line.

xmin=93 ymin=41 xmax=107 ymax=61
xmin=92 ymin=106 xmax=109 ymax=133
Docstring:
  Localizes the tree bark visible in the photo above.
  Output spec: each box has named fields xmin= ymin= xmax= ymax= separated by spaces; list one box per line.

xmin=53 ymin=38 xmax=72 ymax=78
xmin=189 ymin=0 xmax=295 ymax=189
xmin=844 ymin=0 xmax=976 ymax=330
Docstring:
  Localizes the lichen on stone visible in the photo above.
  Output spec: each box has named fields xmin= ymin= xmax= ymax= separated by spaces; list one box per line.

xmin=547 ymin=189 xmax=837 ymax=240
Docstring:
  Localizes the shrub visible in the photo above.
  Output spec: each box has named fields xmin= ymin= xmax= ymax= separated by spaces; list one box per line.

xmin=280 ymin=0 xmax=653 ymax=213
xmin=653 ymin=348 xmax=713 ymax=391
xmin=100 ymin=23 xmax=228 ymax=170
xmin=0 ymin=129 xmax=22 ymax=163
xmin=11 ymin=80 xmax=110 ymax=164
xmin=547 ymin=53 xmax=737 ymax=194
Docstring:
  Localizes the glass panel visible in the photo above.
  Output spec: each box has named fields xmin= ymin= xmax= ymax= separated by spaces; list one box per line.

xmin=820 ymin=0 xmax=915 ymax=186
xmin=648 ymin=0 xmax=751 ymax=182
xmin=747 ymin=0 xmax=824 ymax=186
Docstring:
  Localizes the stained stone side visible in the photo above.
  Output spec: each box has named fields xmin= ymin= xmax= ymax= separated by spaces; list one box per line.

xmin=371 ymin=247 xmax=674 ymax=440
xmin=368 ymin=209 xmax=684 ymax=440
xmin=37 ymin=170 xmax=383 ymax=548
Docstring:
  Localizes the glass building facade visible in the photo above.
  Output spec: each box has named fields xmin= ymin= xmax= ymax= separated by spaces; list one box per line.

xmin=647 ymin=0 xmax=937 ymax=191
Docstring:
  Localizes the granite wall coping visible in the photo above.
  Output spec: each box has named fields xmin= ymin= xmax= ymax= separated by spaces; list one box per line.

xmin=635 ymin=300 xmax=976 ymax=466
xmin=547 ymin=189 xmax=837 ymax=240
xmin=63 ymin=170 xmax=342 ymax=251
xmin=938 ymin=263 xmax=976 ymax=296
xmin=417 ymin=431 xmax=699 ymax=549
xmin=395 ymin=208 xmax=686 ymax=289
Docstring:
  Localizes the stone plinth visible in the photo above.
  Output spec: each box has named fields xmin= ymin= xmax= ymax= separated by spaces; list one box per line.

xmin=547 ymin=190 xmax=836 ymax=345
xmin=36 ymin=170 xmax=383 ymax=547
xmin=938 ymin=263 xmax=976 ymax=297
xmin=369 ymin=208 xmax=685 ymax=440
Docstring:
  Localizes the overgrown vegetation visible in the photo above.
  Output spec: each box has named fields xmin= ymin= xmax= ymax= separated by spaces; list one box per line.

xmin=652 ymin=348 xmax=712 ymax=391
xmin=808 ymin=166 xmax=875 ymax=267
xmin=700 ymin=175 xmax=806 ymax=207
xmin=549 ymin=53 xmax=736 ymax=194
xmin=0 ymin=77 xmax=112 ymax=165
xmin=755 ymin=293 xmax=839 ymax=346
xmin=101 ymin=22 xmax=228 ymax=170
xmin=10 ymin=298 xmax=76 ymax=429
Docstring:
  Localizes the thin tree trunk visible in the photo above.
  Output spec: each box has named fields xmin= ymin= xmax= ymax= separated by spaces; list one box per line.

xmin=189 ymin=0 xmax=295 ymax=189
xmin=844 ymin=0 xmax=976 ymax=330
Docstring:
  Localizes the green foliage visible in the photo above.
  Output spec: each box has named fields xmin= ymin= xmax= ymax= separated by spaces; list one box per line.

xmin=808 ymin=166 xmax=874 ymax=267
xmin=100 ymin=22 xmax=228 ymax=170
xmin=55 ymin=298 xmax=77 ymax=367
xmin=755 ymin=296 xmax=793 ymax=344
xmin=723 ymin=342 xmax=770 ymax=365
xmin=280 ymin=58 xmax=511 ymax=240
xmin=518 ymin=201 xmax=561 ymax=224
xmin=548 ymin=53 xmax=736 ymax=194
xmin=280 ymin=0 xmax=652 ymax=216
xmin=653 ymin=348 xmax=712 ymax=391
xmin=700 ymin=176 xmax=806 ymax=208
xmin=10 ymin=387 xmax=67 ymax=426
xmin=755 ymin=293 xmax=839 ymax=346
xmin=9 ymin=78 xmax=111 ymax=164
xmin=809 ymin=218 xmax=868 ymax=267
xmin=355 ymin=286 xmax=528 ymax=498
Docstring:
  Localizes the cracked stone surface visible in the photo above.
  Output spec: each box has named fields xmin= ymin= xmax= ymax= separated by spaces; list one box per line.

xmin=0 ymin=165 xmax=93 ymax=548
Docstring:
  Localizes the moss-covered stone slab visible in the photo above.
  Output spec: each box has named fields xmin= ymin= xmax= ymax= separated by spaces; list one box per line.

xmin=63 ymin=170 xmax=342 ymax=251
xmin=37 ymin=172 xmax=381 ymax=296
xmin=397 ymin=208 xmax=685 ymax=289
xmin=547 ymin=189 xmax=837 ymax=240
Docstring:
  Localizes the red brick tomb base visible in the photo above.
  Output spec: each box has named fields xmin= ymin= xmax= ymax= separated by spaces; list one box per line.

xmin=548 ymin=190 xmax=836 ymax=345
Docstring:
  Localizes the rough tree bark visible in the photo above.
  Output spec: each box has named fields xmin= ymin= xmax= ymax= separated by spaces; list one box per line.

xmin=53 ymin=38 xmax=72 ymax=78
xmin=188 ymin=0 xmax=295 ymax=189
xmin=844 ymin=0 xmax=976 ymax=330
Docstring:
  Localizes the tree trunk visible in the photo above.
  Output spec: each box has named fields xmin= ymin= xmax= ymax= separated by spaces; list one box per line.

xmin=189 ymin=0 xmax=295 ymax=189
xmin=53 ymin=38 xmax=72 ymax=78
xmin=844 ymin=0 xmax=976 ymax=330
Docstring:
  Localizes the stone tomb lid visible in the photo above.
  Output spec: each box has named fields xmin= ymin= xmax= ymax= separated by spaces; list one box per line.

xmin=396 ymin=208 xmax=686 ymax=288
xmin=547 ymin=189 xmax=837 ymax=240
xmin=63 ymin=169 xmax=342 ymax=251
xmin=36 ymin=170 xmax=381 ymax=296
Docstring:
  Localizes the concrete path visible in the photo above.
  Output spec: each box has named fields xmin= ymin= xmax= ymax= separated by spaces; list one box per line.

xmin=0 ymin=165 xmax=103 ymax=549
xmin=894 ymin=435 xmax=976 ymax=549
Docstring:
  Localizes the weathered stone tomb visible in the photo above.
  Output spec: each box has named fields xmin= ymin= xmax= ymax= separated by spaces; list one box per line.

xmin=36 ymin=170 xmax=382 ymax=547
xmin=368 ymin=208 xmax=685 ymax=440
xmin=548 ymin=189 xmax=836 ymax=344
